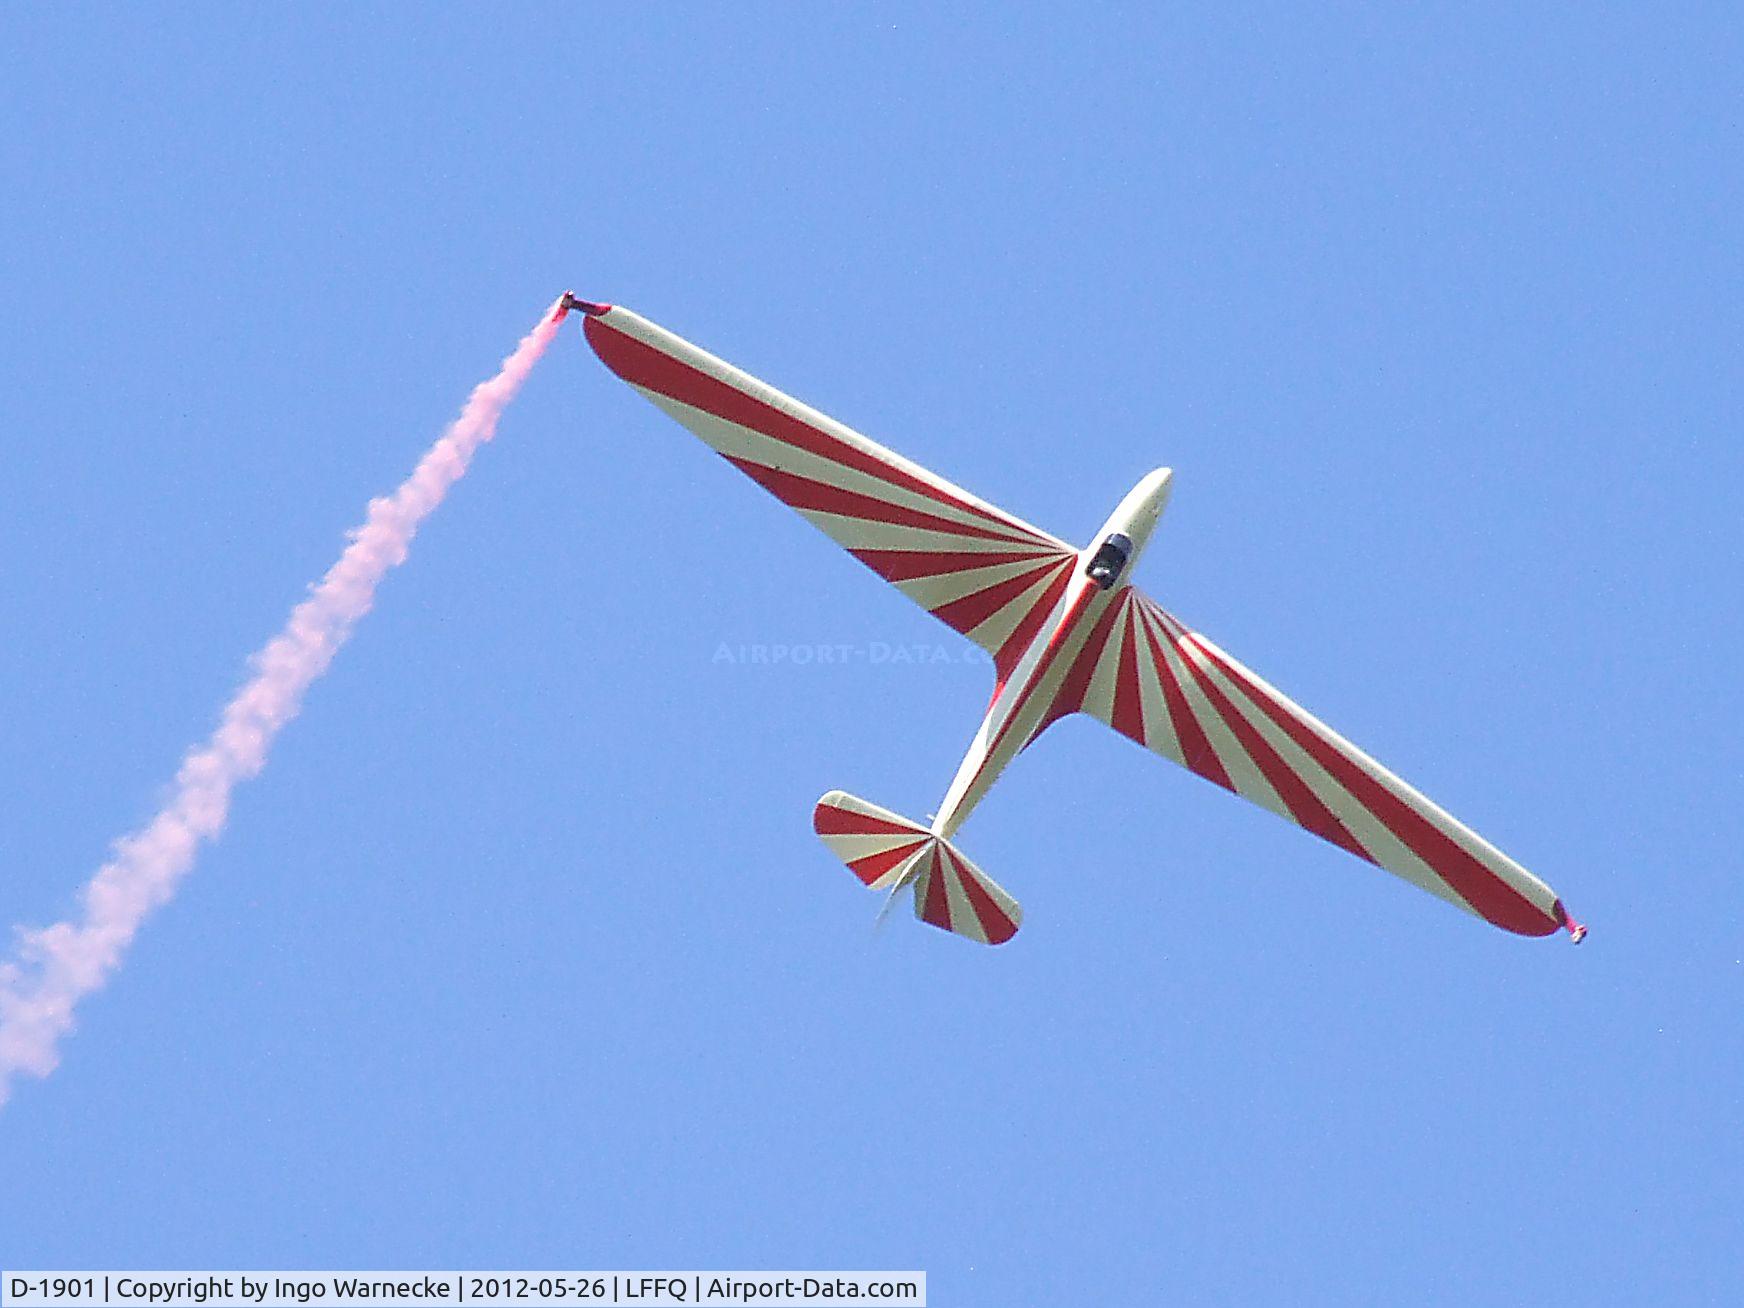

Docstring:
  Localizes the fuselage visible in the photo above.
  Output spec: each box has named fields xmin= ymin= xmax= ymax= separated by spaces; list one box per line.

xmin=931 ymin=468 xmax=1174 ymax=838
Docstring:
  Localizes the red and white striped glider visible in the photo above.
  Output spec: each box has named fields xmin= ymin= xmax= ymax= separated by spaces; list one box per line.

xmin=567 ymin=294 xmax=1585 ymax=948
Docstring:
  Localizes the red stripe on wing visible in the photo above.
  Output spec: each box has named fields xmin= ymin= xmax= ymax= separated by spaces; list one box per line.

xmin=1176 ymin=622 xmax=1559 ymax=936
xmin=850 ymin=547 xmax=1058 ymax=582
xmin=1165 ymin=625 xmax=1370 ymax=861
xmin=587 ymin=316 xmax=1040 ymax=541
xmin=725 ymin=456 xmax=1034 ymax=546
xmin=1135 ymin=605 xmax=1233 ymax=790
xmin=930 ymin=557 xmax=1070 ymax=636
xmin=1110 ymin=605 xmax=1147 ymax=743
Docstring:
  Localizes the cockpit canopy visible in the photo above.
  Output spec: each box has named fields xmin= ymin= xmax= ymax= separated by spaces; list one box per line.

xmin=1085 ymin=532 xmax=1134 ymax=590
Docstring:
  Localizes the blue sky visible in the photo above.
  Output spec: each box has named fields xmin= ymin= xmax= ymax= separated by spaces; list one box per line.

xmin=3 ymin=6 xmax=1740 ymax=1303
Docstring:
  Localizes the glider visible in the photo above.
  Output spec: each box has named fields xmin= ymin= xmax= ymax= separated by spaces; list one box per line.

xmin=568 ymin=295 xmax=1585 ymax=947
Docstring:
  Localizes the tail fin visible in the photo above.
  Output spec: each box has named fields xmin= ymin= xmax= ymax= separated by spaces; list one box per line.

xmin=813 ymin=791 xmax=1023 ymax=945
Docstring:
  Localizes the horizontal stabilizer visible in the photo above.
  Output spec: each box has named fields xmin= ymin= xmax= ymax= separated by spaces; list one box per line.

xmin=813 ymin=791 xmax=1022 ymax=945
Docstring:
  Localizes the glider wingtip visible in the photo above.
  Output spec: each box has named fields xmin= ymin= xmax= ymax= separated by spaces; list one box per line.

xmin=559 ymin=291 xmax=612 ymax=318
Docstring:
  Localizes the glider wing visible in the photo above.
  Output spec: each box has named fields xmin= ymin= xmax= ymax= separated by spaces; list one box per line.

xmin=582 ymin=306 xmax=1079 ymax=677
xmin=1044 ymin=587 xmax=1578 ymax=938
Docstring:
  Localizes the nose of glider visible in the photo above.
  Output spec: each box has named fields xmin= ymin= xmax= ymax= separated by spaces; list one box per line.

xmin=1131 ymin=467 xmax=1175 ymax=535
xmin=1144 ymin=467 xmax=1175 ymax=512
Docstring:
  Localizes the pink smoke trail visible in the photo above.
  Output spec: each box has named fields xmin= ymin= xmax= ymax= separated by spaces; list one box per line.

xmin=0 ymin=298 xmax=572 ymax=1107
